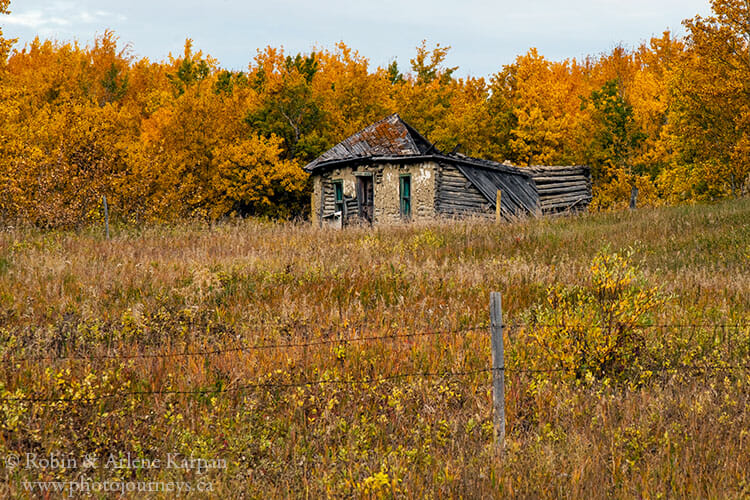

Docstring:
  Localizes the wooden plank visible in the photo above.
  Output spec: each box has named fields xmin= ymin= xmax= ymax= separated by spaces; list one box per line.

xmin=540 ymin=194 xmax=589 ymax=203
xmin=438 ymin=199 xmax=490 ymax=210
xmin=541 ymin=196 xmax=592 ymax=207
xmin=540 ymin=192 xmax=593 ymax=203
xmin=541 ymin=189 xmax=591 ymax=198
xmin=541 ymin=196 xmax=592 ymax=210
xmin=438 ymin=188 xmax=486 ymax=197
xmin=439 ymin=199 xmax=487 ymax=208
xmin=533 ymin=175 xmax=589 ymax=183
xmin=496 ymin=190 xmax=501 ymax=222
xmin=439 ymin=208 xmax=493 ymax=218
xmin=536 ymin=181 xmax=589 ymax=191
xmin=526 ymin=166 xmax=587 ymax=174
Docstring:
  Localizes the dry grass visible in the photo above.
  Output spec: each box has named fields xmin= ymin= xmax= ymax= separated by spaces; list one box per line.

xmin=0 ymin=199 xmax=749 ymax=498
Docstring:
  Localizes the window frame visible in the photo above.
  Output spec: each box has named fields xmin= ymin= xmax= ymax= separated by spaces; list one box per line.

xmin=399 ymin=174 xmax=411 ymax=219
xmin=332 ymin=179 xmax=344 ymax=214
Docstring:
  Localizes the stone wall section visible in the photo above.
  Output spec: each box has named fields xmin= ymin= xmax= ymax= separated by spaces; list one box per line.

xmin=313 ymin=161 xmax=438 ymax=224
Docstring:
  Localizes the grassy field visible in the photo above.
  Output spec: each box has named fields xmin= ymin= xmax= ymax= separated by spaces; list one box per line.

xmin=0 ymin=199 xmax=749 ymax=498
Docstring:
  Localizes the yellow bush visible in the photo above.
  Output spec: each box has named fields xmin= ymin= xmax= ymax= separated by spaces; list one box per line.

xmin=525 ymin=249 xmax=667 ymax=379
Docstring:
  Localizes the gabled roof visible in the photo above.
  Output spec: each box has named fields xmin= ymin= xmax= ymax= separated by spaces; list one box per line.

xmin=304 ymin=114 xmax=434 ymax=172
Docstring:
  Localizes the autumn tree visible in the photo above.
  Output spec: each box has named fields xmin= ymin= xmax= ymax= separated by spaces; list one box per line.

xmin=502 ymin=49 xmax=590 ymax=166
xmin=313 ymin=43 xmax=394 ymax=141
xmin=167 ymin=39 xmax=213 ymax=96
xmin=630 ymin=32 xmax=684 ymax=177
xmin=386 ymin=60 xmax=405 ymax=84
xmin=393 ymin=41 xmax=459 ymax=149
xmin=0 ymin=0 xmax=14 ymax=66
xmin=246 ymin=49 xmax=328 ymax=161
xmin=410 ymin=40 xmax=457 ymax=85
xmin=662 ymin=0 xmax=750 ymax=199
xmin=212 ymin=135 xmax=308 ymax=218
xmin=580 ymin=79 xmax=647 ymax=208
xmin=484 ymin=67 xmax=519 ymax=161
xmin=91 ymin=31 xmax=132 ymax=105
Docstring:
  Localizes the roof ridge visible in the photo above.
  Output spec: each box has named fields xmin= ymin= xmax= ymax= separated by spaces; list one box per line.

xmin=390 ymin=114 xmax=419 ymax=152
xmin=397 ymin=116 xmax=435 ymax=155
xmin=303 ymin=113 xmax=433 ymax=172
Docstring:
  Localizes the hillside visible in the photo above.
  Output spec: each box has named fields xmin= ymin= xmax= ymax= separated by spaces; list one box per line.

xmin=0 ymin=199 xmax=749 ymax=497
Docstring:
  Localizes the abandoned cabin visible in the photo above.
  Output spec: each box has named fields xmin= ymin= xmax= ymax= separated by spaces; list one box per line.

xmin=304 ymin=114 xmax=591 ymax=226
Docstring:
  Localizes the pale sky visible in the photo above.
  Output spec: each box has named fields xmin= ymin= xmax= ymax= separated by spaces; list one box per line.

xmin=3 ymin=0 xmax=713 ymax=77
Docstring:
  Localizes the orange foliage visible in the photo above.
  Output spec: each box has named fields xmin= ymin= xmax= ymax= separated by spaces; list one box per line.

xmin=1 ymin=0 xmax=748 ymax=226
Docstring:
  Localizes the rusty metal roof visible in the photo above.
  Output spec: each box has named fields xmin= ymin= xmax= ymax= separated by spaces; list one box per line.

xmin=304 ymin=114 xmax=434 ymax=172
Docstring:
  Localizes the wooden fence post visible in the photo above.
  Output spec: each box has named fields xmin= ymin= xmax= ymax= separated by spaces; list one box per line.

xmin=490 ymin=291 xmax=505 ymax=450
xmin=102 ymin=195 xmax=110 ymax=239
xmin=495 ymin=190 xmax=502 ymax=222
xmin=629 ymin=186 xmax=638 ymax=210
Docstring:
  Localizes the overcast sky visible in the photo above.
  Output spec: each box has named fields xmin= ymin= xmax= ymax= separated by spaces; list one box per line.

xmin=4 ymin=0 xmax=713 ymax=77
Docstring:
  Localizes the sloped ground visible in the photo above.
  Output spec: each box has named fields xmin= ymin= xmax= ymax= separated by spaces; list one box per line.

xmin=0 ymin=199 xmax=748 ymax=498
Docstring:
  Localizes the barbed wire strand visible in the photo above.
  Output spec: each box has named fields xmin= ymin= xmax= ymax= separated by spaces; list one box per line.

xmin=0 ymin=325 xmax=487 ymax=364
xmin=3 ymin=322 xmax=748 ymax=365
xmin=506 ymin=323 xmax=750 ymax=329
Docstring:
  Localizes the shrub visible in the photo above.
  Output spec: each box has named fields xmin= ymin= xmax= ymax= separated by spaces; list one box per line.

xmin=523 ymin=249 xmax=667 ymax=379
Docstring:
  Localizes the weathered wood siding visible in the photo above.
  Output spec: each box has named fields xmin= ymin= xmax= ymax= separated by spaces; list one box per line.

xmin=311 ymin=160 xmax=591 ymax=226
xmin=321 ymin=178 xmax=336 ymax=215
xmin=454 ymin=163 xmax=540 ymax=217
xmin=435 ymin=162 xmax=493 ymax=217
xmin=525 ymin=166 xmax=591 ymax=213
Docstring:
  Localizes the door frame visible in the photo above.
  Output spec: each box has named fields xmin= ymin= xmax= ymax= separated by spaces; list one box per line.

xmin=354 ymin=172 xmax=374 ymax=223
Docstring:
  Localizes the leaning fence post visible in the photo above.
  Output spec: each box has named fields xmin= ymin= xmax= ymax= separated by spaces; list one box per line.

xmin=102 ymin=195 xmax=110 ymax=239
xmin=495 ymin=190 xmax=502 ymax=222
xmin=490 ymin=291 xmax=505 ymax=450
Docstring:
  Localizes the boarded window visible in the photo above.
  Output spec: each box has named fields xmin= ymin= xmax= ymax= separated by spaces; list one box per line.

xmin=400 ymin=175 xmax=411 ymax=218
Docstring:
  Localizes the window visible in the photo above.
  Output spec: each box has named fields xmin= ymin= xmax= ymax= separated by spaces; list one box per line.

xmin=399 ymin=175 xmax=411 ymax=218
xmin=333 ymin=180 xmax=344 ymax=213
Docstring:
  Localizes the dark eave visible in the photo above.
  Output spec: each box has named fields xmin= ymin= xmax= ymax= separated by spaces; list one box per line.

xmin=304 ymin=153 xmax=533 ymax=179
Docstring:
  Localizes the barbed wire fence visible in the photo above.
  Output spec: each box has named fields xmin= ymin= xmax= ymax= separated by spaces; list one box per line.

xmin=2 ymin=323 xmax=746 ymax=365
xmin=1 ymin=292 xmax=749 ymax=446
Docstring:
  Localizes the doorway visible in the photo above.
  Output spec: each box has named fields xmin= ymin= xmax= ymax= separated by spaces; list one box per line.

xmin=356 ymin=175 xmax=374 ymax=223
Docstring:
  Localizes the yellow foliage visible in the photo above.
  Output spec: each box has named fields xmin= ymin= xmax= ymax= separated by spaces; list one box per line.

xmin=0 ymin=3 xmax=748 ymax=226
xmin=212 ymin=136 xmax=308 ymax=219
xmin=525 ymin=249 xmax=667 ymax=379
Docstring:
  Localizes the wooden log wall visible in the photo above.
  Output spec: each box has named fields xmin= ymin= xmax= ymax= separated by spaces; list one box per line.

xmin=344 ymin=197 xmax=358 ymax=222
xmin=435 ymin=163 xmax=493 ymax=217
xmin=318 ymin=175 xmax=366 ymax=224
xmin=321 ymin=180 xmax=336 ymax=214
xmin=525 ymin=166 xmax=592 ymax=214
